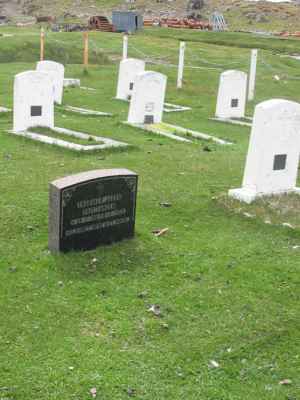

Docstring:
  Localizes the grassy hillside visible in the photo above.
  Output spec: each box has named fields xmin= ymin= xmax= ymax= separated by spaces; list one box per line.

xmin=0 ymin=27 xmax=300 ymax=400
xmin=3 ymin=0 xmax=300 ymax=32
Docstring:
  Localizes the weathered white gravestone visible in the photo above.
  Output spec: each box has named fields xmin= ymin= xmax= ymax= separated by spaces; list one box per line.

xmin=127 ymin=71 xmax=167 ymax=125
xmin=116 ymin=58 xmax=145 ymax=101
xmin=13 ymin=71 xmax=54 ymax=133
xmin=215 ymin=70 xmax=247 ymax=119
xmin=37 ymin=60 xmax=64 ymax=104
xmin=229 ymin=99 xmax=300 ymax=203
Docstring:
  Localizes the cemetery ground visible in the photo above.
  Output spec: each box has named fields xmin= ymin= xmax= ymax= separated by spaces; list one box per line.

xmin=0 ymin=27 xmax=300 ymax=400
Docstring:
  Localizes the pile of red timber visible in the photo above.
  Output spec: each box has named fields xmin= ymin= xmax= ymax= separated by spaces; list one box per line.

xmin=89 ymin=16 xmax=115 ymax=32
xmin=275 ymin=31 xmax=300 ymax=38
xmin=144 ymin=18 xmax=212 ymax=30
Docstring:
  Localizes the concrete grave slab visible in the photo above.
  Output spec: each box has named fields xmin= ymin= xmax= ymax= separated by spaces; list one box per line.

xmin=163 ymin=102 xmax=192 ymax=113
xmin=37 ymin=60 xmax=65 ymax=104
xmin=64 ymin=79 xmax=80 ymax=88
xmin=229 ymin=99 xmax=300 ymax=203
xmin=0 ymin=107 xmax=11 ymax=112
xmin=9 ymin=127 xmax=129 ymax=152
xmin=125 ymin=121 xmax=232 ymax=145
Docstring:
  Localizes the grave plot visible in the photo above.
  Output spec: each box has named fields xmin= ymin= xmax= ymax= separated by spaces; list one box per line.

xmin=10 ymin=70 xmax=129 ymax=152
xmin=116 ymin=58 xmax=145 ymax=101
xmin=36 ymin=60 xmax=65 ymax=105
xmin=163 ymin=102 xmax=192 ymax=113
xmin=63 ymin=105 xmax=113 ymax=117
xmin=229 ymin=99 xmax=300 ymax=203
xmin=212 ymin=70 xmax=249 ymax=127
xmin=0 ymin=106 xmax=11 ymax=113
xmin=12 ymin=127 xmax=128 ymax=152
xmin=125 ymin=70 xmax=232 ymax=145
xmin=63 ymin=78 xmax=80 ymax=88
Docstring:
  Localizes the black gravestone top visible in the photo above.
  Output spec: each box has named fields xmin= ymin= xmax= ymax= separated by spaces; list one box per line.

xmin=49 ymin=169 xmax=138 ymax=253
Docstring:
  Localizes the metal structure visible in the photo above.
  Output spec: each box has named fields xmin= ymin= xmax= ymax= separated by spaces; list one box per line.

xmin=209 ymin=11 xmax=227 ymax=31
xmin=112 ymin=11 xmax=143 ymax=33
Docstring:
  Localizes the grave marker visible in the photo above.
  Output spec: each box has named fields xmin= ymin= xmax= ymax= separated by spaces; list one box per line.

xmin=49 ymin=169 xmax=138 ymax=252
xmin=215 ymin=70 xmax=247 ymax=119
xmin=37 ymin=60 xmax=65 ymax=104
xmin=229 ymin=99 xmax=300 ymax=203
xmin=116 ymin=58 xmax=145 ymax=100
xmin=127 ymin=71 xmax=167 ymax=125
xmin=13 ymin=70 xmax=54 ymax=133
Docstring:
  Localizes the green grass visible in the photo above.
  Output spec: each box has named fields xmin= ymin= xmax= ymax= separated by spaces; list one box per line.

xmin=0 ymin=27 xmax=300 ymax=400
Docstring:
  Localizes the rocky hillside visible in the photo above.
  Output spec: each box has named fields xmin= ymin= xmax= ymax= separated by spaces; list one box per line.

xmin=0 ymin=0 xmax=300 ymax=31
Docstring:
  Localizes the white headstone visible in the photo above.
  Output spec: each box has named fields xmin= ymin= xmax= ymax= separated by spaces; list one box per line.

xmin=229 ymin=99 xmax=300 ymax=203
xmin=127 ymin=71 xmax=167 ymax=125
xmin=13 ymin=70 xmax=54 ymax=133
xmin=37 ymin=60 xmax=64 ymax=104
xmin=215 ymin=70 xmax=247 ymax=119
xmin=116 ymin=58 xmax=145 ymax=101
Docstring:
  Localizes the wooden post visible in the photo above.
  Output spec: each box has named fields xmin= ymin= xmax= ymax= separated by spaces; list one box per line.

xmin=40 ymin=28 xmax=45 ymax=61
xmin=248 ymin=49 xmax=258 ymax=101
xmin=83 ymin=31 xmax=89 ymax=67
xmin=123 ymin=34 xmax=128 ymax=60
xmin=177 ymin=41 xmax=185 ymax=89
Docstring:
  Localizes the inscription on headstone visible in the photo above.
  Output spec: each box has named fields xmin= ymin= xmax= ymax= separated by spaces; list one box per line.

xmin=49 ymin=169 xmax=138 ymax=252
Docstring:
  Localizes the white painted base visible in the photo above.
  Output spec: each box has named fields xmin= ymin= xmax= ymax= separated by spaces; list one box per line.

xmin=229 ymin=187 xmax=300 ymax=204
xmin=64 ymin=105 xmax=113 ymax=117
xmin=9 ymin=127 xmax=128 ymax=152
xmin=211 ymin=117 xmax=252 ymax=127
xmin=63 ymin=79 xmax=80 ymax=87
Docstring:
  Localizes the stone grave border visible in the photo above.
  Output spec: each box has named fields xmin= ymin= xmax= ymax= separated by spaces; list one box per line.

xmin=63 ymin=79 xmax=80 ymax=88
xmin=163 ymin=102 xmax=192 ymax=113
xmin=63 ymin=105 xmax=113 ymax=117
xmin=124 ymin=121 xmax=232 ymax=145
xmin=0 ymin=107 xmax=11 ymax=113
xmin=211 ymin=116 xmax=252 ymax=127
xmin=9 ymin=126 xmax=129 ymax=152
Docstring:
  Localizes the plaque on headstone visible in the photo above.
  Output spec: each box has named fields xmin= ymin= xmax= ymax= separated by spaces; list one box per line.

xmin=49 ymin=169 xmax=138 ymax=252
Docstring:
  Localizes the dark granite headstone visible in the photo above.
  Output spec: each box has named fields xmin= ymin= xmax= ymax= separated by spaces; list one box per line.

xmin=49 ymin=169 xmax=138 ymax=252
